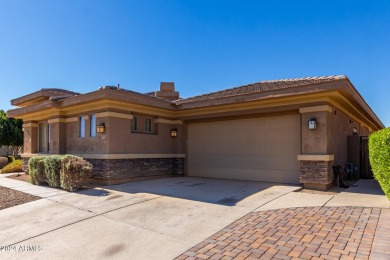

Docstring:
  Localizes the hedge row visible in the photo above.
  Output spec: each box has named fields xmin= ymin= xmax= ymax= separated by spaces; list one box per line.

xmin=369 ymin=128 xmax=390 ymax=199
xmin=28 ymin=155 xmax=92 ymax=192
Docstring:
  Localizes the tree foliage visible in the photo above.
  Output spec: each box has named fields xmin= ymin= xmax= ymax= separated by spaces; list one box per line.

xmin=0 ymin=110 xmax=23 ymax=147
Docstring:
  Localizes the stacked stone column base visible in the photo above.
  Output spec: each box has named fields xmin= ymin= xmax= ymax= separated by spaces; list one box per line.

xmin=299 ymin=160 xmax=334 ymax=190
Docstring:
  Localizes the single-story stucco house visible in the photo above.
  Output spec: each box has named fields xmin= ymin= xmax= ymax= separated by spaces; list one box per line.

xmin=8 ymin=75 xmax=384 ymax=190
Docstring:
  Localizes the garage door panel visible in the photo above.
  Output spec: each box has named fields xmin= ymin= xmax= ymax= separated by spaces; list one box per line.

xmin=191 ymin=155 xmax=298 ymax=170
xmin=189 ymin=166 xmax=298 ymax=184
xmin=188 ymin=115 xmax=301 ymax=184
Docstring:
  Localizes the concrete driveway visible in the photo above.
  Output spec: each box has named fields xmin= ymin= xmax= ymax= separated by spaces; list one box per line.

xmin=0 ymin=176 xmax=299 ymax=260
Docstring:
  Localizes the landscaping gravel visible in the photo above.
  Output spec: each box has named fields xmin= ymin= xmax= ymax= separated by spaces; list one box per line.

xmin=297 ymin=180 xmax=359 ymax=195
xmin=7 ymin=173 xmax=30 ymax=183
xmin=0 ymin=186 xmax=40 ymax=210
xmin=297 ymin=186 xmax=347 ymax=195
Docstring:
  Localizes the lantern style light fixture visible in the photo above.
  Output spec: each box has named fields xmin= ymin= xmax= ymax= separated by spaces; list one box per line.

xmin=308 ymin=118 xmax=317 ymax=130
xmin=96 ymin=123 xmax=105 ymax=133
xmin=170 ymin=128 xmax=178 ymax=137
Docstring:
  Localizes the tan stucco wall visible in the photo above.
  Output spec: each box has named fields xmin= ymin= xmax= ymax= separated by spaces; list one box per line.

xmin=301 ymin=111 xmax=329 ymax=154
xmin=107 ymin=117 xmax=185 ymax=154
xmin=65 ymin=119 xmax=109 ymax=154
xmin=300 ymin=104 xmax=370 ymax=166
xmin=43 ymin=114 xmax=185 ymax=155
xmin=49 ymin=122 xmax=66 ymax=154
xmin=328 ymin=107 xmax=370 ymax=166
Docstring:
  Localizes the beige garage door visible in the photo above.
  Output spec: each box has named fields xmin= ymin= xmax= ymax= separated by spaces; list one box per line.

xmin=187 ymin=114 xmax=301 ymax=184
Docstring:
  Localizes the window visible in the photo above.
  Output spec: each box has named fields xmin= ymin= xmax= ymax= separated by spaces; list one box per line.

xmin=144 ymin=118 xmax=152 ymax=132
xmin=131 ymin=117 xmax=138 ymax=131
xmin=90 ymin=115 xmax=96 ymax=137
xmin=79 ymin=116 xmax=85 ymax=138
xmin=48 ymin=124 xmax=50 ymax=151
xmin=38 ymin=123 xmax=48 ymax=153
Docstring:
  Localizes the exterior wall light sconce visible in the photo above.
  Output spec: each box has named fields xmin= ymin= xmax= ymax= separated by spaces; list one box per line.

xmin=96 ymin=123 xmax=105 ymax=133
xmin=353 ymin=127 xmax=358 ymax=135
xmin=170 ymin=128 xmax=178 ymax=137
xmin=308 ymin=118 xmax=317 ymax=130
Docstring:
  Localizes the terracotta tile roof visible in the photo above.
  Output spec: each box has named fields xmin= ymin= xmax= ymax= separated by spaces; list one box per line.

xmin=11 ymin=88 xmax=80 ymax=106
xmin=49 ymin=94 xmax=79 ymax=101
xmin=144 ymin=91 xmax=157 ymax=97
xmin=42 ymin=88 xmax=79 ymax=94
xmin=174 ymin=75 xmax=347 ymax=105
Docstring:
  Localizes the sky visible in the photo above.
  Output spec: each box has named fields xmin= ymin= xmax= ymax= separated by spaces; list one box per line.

xmin=0 ymin=0 xmax=389 ymax=126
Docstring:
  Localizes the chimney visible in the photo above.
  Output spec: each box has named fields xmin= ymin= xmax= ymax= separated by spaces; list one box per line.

xmin=155 ymin=82 xmax=179 ymax=101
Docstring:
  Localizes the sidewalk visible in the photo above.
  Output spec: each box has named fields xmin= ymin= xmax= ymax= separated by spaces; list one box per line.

xmin=0 ymin=173 xmax=68 ymax=198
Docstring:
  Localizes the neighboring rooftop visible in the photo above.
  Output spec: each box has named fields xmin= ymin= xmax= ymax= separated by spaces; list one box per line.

xmin=175 ymin=75 xmax=347 ymax=105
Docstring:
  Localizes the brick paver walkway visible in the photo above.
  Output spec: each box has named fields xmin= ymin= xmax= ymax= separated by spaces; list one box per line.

xmin=176 ymin=207 xmax=389 ymax=260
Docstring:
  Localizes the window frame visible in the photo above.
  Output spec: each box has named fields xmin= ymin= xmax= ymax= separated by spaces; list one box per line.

xmin=144 ymin=117 xmax=153 ymax=132
xmin=131 ymin=116 xmax=138 ymax=131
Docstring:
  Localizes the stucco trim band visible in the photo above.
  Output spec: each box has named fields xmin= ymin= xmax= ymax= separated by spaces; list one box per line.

xmin=47 ymin=117 xmax=78 ymax=124
xmin=96 ymin=112 xmax=133 ymax=119
xmin=22 ymin=123 xmax=39 ymax=128
xmin=155 ymin=118 xmax=184 ymax=124
xmin=299 ymin=105 xmax=333 ymax=114
xmin=297 ymin=154 xmax=335 ymax=161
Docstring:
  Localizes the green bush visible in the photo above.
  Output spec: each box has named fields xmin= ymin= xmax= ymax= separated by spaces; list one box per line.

xmin=369 ymin=128 xmax=390 ymax=199
xmin=27 ymin=155 xmax=93 ymax=191
xmin=1 ymin=159 xmax=23 ymax=173
xmin=28 ymin=156 xmax=46 ymax=185
xmin=0 ymin=157 xmax=8 ymax=169
xmin=44 ymin=155 xmax=63 ymax=188
xmin=60 ymin=155 xmax=92 ymax=192
xmin=7 ymin=155 xmax=15 ymax=163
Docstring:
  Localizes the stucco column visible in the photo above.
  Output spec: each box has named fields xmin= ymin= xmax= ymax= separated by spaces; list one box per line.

xmin=21 ymin=122 xmax=38 ymax=173
xmin=48 ymin=119 xmax=66 ymax=154
xmin=22 ymin=122 xmax=38 ymax=154
xmin=298 ymin=105 xmax=334 ymax=190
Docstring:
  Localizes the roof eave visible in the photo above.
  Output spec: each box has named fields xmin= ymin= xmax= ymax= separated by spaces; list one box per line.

xmin=8 ymin=88 xmax=178 ymax=119
xmin=176 ymin=80 xmax=346 ymax=110
xmin=343 ymin=78 xmax=385 ymax=129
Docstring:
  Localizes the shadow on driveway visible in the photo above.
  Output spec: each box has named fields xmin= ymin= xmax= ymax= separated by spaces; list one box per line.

xmin=78 ymin=177 xmax=299 ymax=206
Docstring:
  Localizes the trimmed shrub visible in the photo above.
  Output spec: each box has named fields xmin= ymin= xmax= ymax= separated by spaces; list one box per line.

xmin=0 ymin=157 xmax=8 ymax=169
xmin=1 ymin=159 xmax=23 ymax=173
xmin=44 ymin=155 xmax=62 ymax=188
xmin=369 ymin=128 xmax=390 ymax=199
xmin=60 ymin=155 xmax=92 ymax=192
xmin=7 ymin=155 xmax=15 ymax=163
xmin=28 ymin=156 xmax=46 ymax=185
